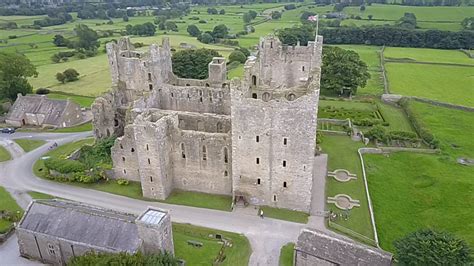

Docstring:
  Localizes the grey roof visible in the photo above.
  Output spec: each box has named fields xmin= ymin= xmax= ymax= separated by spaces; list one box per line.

xmin=18 ymin=200 xmax=141 ymax=252
xmin=7 ymin=94 xmax=76 ymax=125
xmin=296 ymin=228 xmax=392 ymax=266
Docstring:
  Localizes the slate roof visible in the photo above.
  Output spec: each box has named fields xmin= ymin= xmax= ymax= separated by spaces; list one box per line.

xmin=296 ymin=228 xmax=392 ymax=266
xmin=18 ymin=200 xmax=141 ymax=253
xmin=7 ymin=94 xmax=74 ymax=126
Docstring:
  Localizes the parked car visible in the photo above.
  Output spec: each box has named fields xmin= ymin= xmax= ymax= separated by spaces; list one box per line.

xmin=1 ymin=128 xmax=16 ymax=134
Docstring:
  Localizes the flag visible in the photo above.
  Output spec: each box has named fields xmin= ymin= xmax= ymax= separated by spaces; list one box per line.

xmin=307 ymin=15 xmax=318 ymax=22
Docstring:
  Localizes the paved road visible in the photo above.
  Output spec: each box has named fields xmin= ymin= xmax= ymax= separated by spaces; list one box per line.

xmin=0 ymin=131 xmax=328 ymax=265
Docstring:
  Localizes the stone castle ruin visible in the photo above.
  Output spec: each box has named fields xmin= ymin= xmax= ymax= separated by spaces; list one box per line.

xmin=92 ymin=34 xmax=323 ymax=212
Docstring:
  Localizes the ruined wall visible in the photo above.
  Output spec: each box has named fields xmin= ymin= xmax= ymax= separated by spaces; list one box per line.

xmin=143 ymin=84 xmax=231 ymax=115
xmin=111 ymin=125 xmax=140 ymax=181
xmin=172 ymin=129 xmax=232 ymax=195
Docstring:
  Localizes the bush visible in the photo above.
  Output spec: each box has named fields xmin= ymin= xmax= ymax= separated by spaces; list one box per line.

xmin=394 ymin=229 xmax=471 ymax=265
xmin=78 ymin=137 xmax=115 ymax=168
xmin=69 ymin=252 xmax=179 ymax=266
xmin=36 ymin=88 xmax=50 ymax=95
xmin=198 ymin=20 xmax=207 ymax=24
xmin=44 ymin=158 xmax=86 ymax=174
xmin=365 ymin=125 xmax=386 ymax=142
xmin=229 ymin=50 xmax=247 ymax=64
xmin=388 ymin=131 xmax=418 ymax=141
xmin=399 ymin=98 xmax=439 ymax=148
xmin=117 ymin=179 xmax=129 ymax=185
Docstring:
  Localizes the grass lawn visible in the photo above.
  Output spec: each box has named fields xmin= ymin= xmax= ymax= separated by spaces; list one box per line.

xmin=0 ymin=146 xmax=11 ymax=162
xmin=173 ymin=223 xmax=251 ymax=266
xmin=377 ymin=102 xmax=414 ymax=132
xmin=14 ymin=139 xmax=46 ymax=152
xmin=320 ymin=135 xmax=375 ymax=242
xmin=364 ymin=101 xmax=474 ymax=251
xmin=27 ymin=191 xmax=56 ymax=200
xmin=386 ymin=62 xmax=474 ymax=107
xmin=384 ymin=47 xmax=474 ymax=65
xmin=259 ymin=206 xmax=309 ymax=224
xmin=51 ymin=122 xmax=93 ymax=133
xmin=0 ymin=186 xmax=23 ymax=233
xmin=279 ymin=243 xmax=295 ymax=266
xmin=166 ymin=190 xmax=232 ymax=212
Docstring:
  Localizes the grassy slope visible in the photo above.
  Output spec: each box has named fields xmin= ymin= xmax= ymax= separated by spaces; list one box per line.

xmin=320 ymin=135 xmax=374 ymax=240
xmin=377 ymin=103 xmax=414 ymax=132
xmin=47 ymin=91 xmax=96 ymax=108
xmin=0 ymin=186 xmax=23 ymax=233
xmin=14 ymin=139 xmax=46 ymax=152
xmin=279 ymin=242 xmax=295 ymax=266
xmin=27 ymin=191 xmax=56 ymax=200
xmin=0 ymin=146 xmax=11 ymax=162
xmin=386 ymin=63 xmax=474 ymax=107
xmin=364 ymin=101 xmax=474 ymax=251
xmin=259 ymin=206 xmax=309 ymax=224
xmin=173 ymin=223 xmax=251 ymax=266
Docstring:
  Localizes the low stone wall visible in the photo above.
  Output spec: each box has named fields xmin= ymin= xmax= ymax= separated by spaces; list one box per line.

xmin=0 ymin=226 xmax=15 ymax=244
xmin=380 ymin=147 xmax=439 ymax=154
xmin=381 ymin=94 xmax=474 ymax=112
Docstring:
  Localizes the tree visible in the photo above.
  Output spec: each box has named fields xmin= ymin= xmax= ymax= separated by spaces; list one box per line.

xmin=219 ymin=9 xmax=226 ymax=15
xmin=123 ymin=15 xmax=129 ymax=22
xmin=53 ymin=34 xmax=69 ymax=47
xmin=0 ymin=52 xmax=37 ymax=101
xmin=56 ymin=72 xmax=66 ymax=83
xmin=368 ymin=14 xmax=373 ymax=20
xmin=248 ymin=10 xmax=257 ymax=20
xmin=397 ymin=12 xmax=417 ymax=29
xmin=394 ymin=229 xmax=471 ymax=265
xmin=73 ymin=24 xmax=99 ymax=52
xmin=277 ymin=25 xmax=315 ymax=46
xmin=172 ymin=49 xmax=221 ymax=79
xmin=365 ymin=125 xmax=386 ymax=142
xmin=271 ymin=11 xmax=282 ymax=20
xmin=63 ymin=69 xmax=80 ymax=82
xmin=461 ymin=17 xmax=474 ymax=30
xmin=198 ymin=32 xmax=214 ymax=44
xmin=360 ymin=5 xmax=366 ymax=11
xmin=212 ymin=24 xmax=228 ymax=39
xmin=165 ymin=21 xmax=178 ymax=32
xmin=321 ymin=46 xmax=370 ymax=96
xmin=229 ymin=50 xmax=247 ymax=63
xmin=207 ymin=8 xmax=218 ymax=14
xmin=243 ymin=12 xmax=252 ymax=23
xmin=187 ymin=24 xmax=201 ymax=37
xmin=300 ymin=11 xmax=316 ymax=23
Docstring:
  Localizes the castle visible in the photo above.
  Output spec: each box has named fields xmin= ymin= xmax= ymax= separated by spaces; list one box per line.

xmin=92 ymin=34 xmax=323 ymax=212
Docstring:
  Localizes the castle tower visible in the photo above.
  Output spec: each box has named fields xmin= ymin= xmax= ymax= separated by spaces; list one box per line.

xmin=136 ymin=207 xmax=174 ymax=255
xmin=231 ymin=34 xmax=323 ymax=212
xmin=207 ymin=57 xmax=227 ymax=86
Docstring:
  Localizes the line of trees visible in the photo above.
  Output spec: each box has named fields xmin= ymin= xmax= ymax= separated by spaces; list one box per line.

xmin=314 ymin=0 xmax=469 ymax=6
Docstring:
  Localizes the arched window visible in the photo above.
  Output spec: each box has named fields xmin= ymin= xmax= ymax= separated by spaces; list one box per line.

xmin=223 ymin=147 xmax=228 ymax=163
xmin=252 ymin=75 xmax=257 ymax=86
xmin=202 ymin=146 xmax=207 ymax=161
xmin=283 ymin=181 xmax=287 ymax=188
xmin=131 ymin=148 xmax=135 ymax=153
xmin=148 ymin=158 xmax=151 ymax=164
xmin=302 ymin=66 xmax=305 ymax=72
xmin=122 ymin=157 xmax=125 ymax=162
xmin=181 ymin=143 xmax=186 ymax=159
xmin=224 ymin=170 xmax=228 ymax=177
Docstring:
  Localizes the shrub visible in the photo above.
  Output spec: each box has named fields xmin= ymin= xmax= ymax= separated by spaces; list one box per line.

xmin=365 ymin=125 xmax=386 ymax=142
xmin=399 ymin=98 xmax=439 ymax=148
xmin=44 ymin=158 xmax=86 ymax=174
xmin=388 ymin=131 xmax=418 ymax=141
xmin=117 ymin=179 xmax=129 ymax=185
xmin=78 ymin=137 xmax=115 ymax=168
xmin=36 ymin=88 xmax=50 ymax=95
xmin=63 ymin=68 xmax=80 ymax=82
xmin=69 ymin=252 xmax=179 ymax=266
xmin=198 ymin=20 xmax=207 ymax=24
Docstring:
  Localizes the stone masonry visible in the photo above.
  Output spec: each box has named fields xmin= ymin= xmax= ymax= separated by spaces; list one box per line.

xmin=92 ymin=34 xmax=324 ymax=212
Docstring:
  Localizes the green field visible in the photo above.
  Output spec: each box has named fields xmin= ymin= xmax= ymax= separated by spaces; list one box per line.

xmin=364 ymin=101 xmax=474 ymax=251
xmin=259 ymin=206 xmax=309 ymax=224
xmin=321 ymin=135 xmax=375 ymax=243
xmin=173 ymin=223 xmax=250 ymax=265
xmin=386 ymin=63 xmax=474 ymax=107
xmin=384 ymin=47 xmax=474 ymax=65
xmin=0 ymin=145 xmax=11 ymax=162
xmin=0 ymin=186 xmax=23 ymax=233
xmin=14 ymin=139 xmax=46 ymax=152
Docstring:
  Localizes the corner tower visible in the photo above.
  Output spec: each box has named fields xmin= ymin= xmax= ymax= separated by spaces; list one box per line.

xmin=231 ymin=34 xmax=323 ymax=212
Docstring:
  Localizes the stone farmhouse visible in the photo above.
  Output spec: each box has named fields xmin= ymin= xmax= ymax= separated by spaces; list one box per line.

xmin=16 ymin=199 xmax=173 ymax=265
xmin=6 ymin=94 xmax=84 ymax=128
xmin=92 ymin=34 xmax=323 ymax=212
xmin=295 ymin=228 xmax=393 ymax=265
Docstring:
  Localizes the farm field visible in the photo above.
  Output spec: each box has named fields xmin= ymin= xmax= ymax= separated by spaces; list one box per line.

xmin=384 ymin=47 xmax=474 ymax=65
xmin=364 ymin=101 xmax=474 ymax=251
xmin=385 ymin=63 xmax=474 ymax=107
